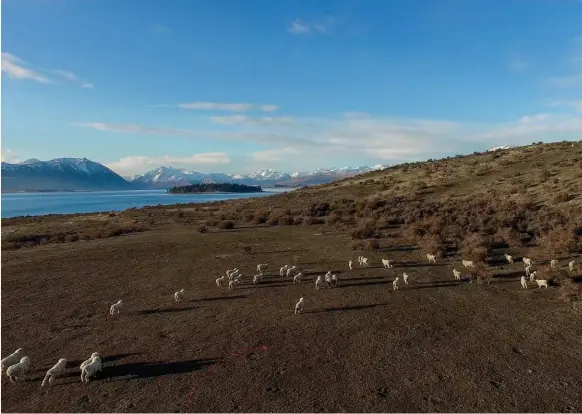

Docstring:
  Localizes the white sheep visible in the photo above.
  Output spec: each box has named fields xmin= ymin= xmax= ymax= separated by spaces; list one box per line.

xmin=462 ymin=260 xmax=474 ymax=268
xmin=280 ymin=265 xmax=289 ymax=277
xmin=228 ymin=270 xmax=241 ymax=281
xmin=81 ymin=356 xmax=102 ymax=383
xmin=1 ymin=348 xmax=24 ymax=372
xmin=505 ymin=253 xmax=513 ymax=264
xmin=348 ymin=260 xmax=353 ymax=270
xmin=315 ymin=275 xmax=324 ymax=290
xmin=216 ymin=275 xmax=227 ymax=288
xmin=392 ymin=277 xmax=399 ymax=291
xmin=6 ymin=356 xmax=30 ymax=383
xmin=381 ymin=259 xmax=391 ymax=268
xmin=357 ymin=256 xmax=363 ymax=265
xmin=550 ymin=259 xmax=558 ymax=269
xmin=523 ymin=257 xmax=533 ymax=267
xmin=80 ymin=352 xmax=101 ymax=372
xmin=294 ymin=297 xmax=304 ymax=314
xmin=226 ymin=268 xmax=239 ymax=278
xmin=252 ymin=273 xmax=263 ymax=284
xmin=41 ymin=358 xmax=67 ymax=387
xmin=569 ymin=260 xmax=577 ymax=272
xmin=535 ymin=279 xmax=549 ymax=289
xmin=256 ymin=263 xmax=268 ymax=273
xmin=174 ymin=289 xmax=185 ymax=302
xmin=331 ymin=274 xmax=338 ymax=287
xmin=426 ymin=253 xmax=436 ymax=264
xmin=286 ymin=266 xmax=297 ymax=278
xmin=520 ymin=275 xmax=528 ymax=289
xmin=324 ymin=273 xmax=332 ymax=288
xmin=453 ymin=269 xmax=461 ymax=281
xmin=529 ymin=270 xmax=537 ymax=283
xmin=109 ymin=300 xmax=122 ymax=315
xmin=402 ymin=273 xmax=409 ymax=285
xmin=228 ymin=279 xmax=240 ymax=290
xmin=361 ymin=257 xmax=370 ymax=267
xmin=293 ymin=272 xmax=303 ymax=284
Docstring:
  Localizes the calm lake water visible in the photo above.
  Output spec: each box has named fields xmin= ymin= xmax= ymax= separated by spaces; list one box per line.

xmin=1 ymin=188 xmax=292 ymax=218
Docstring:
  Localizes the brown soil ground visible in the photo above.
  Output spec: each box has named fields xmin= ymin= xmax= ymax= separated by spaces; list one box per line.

xmin=2 ymin=224 xmax=581 ymax=412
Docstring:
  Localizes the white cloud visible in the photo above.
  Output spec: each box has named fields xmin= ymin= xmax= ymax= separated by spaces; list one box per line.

xmin=1 ymin=53 xmax=51 ymax=83
xmin=1 ymin=53 xmax=93 ymax=88
xmin=106 ymin=153 xmax=230 ymax=176
xmin=288 ymin=16 xmax=338 ymax=35
xmin=210 ymin=115 xmax=295 ymax=126
xmin=288 ymin=19 xmax=310 ymax=35
xmin=1 ymin=148 xmax=21 ymax=163
xmin=176 ymin=102 xmax=278 ymax=112
xmin=249 ymin=147 xmax=300 ymax=162
xmin=549 ymin=100 xmax=582 ymax=112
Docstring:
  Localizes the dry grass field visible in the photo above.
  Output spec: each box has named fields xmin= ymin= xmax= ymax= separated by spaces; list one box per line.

xmin=2 ymin=142 xmax=582 ymax=412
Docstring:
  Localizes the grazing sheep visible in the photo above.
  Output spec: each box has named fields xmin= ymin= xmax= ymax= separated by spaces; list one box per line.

xmin=520 ymin=275 xmax=528 ymax=289
xmin=402 ymin=273 xmax=409 ymax=285
xmin=293 ymin=272 xmax=303 ymax=284
xmin=358 ymin=256 xmax=364 ymax=265
xmin=81 ymin=356 xmax=102 ymax=383
xmin=331 ymin=274 xmax=338 ymax=287
xmin=228 ymin=279 xmax=240 ymax=290
xmin=216 ymin=276 xmax=227 ymax=288
xmin=529 ymin=270 xmax=537 ymax=283
xmin=462 ymin=260 xmax=474 ymax=268
xmin=226 ymin=268 xmax=239 ymax=278
xmin=1 ymin=348 xmax=24 ymax=372
xmin=228 ymin=270 xmax=241 ymax=281
xmin=325 ymin=273 xmax=332 ymax=287
xmin=174 ymin=289 xmax=185 ymax=302
xmin=426 ymin=254 xmax=436 ymax=264
xmin=362 ymin=257 xmax=370 ymax=267
xmin=550 ymin=259 xmax=558 ymax=269
xmin=453 ymin=269 xmax=462 ymax=281
xmin=523 ymin=257 xmax=533 ymax=267
xmin=252 ymin=273 xmax=263 ymax=284
xmin=315 ymin=276 xmax=324 ymax=290
xmin=256 ymin=263 xmax=268 ymax=273
xmin=109 ymin=300 xmax=122 ymax=315
xmin=279 ymin=265 xmax=288 ymax=277
xmin=349 ymin=260 xmax=353 ymax=270
xmin=381 ymin=259 xmax=391 ymax=268
xmin=41 ymin=358 xmax=67 ymax=387
xmin=294 ymin=297 xmax=305 ymax=314
xmin=392 ymin=277 xmax=399 ymax=291
xmin=505 ymin=253 xmax=514 ymax=264
xmin=569 ymin=260 xmax=577 ymax=272
xmin=80 ymin=352 xmax=101 ymax=372
xmin=525 ymin=265 xmax=532 ymax=277
xmin=6 ymin=356 xmax=31 ymax=383
xmin=535 ymin=279 xmax=549 ymax=289
xmin=286 ymin=266 xmax=297 ymax=278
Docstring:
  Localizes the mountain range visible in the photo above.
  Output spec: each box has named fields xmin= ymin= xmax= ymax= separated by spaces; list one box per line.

xmin=1 ymin=158 xmax=390 ymax=192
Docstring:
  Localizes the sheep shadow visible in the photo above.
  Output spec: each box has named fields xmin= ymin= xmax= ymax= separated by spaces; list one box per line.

xmin=135 ymin=306 xmax=199 ymax=315
xmin=405 ymin=281 xmax=463 ymax=290
xmin=240 ymin=283 xmax=291 ymax=290
xmin=308 ymin=303 xmax=386 ymax=313
xmin=401 ymin=262 xmax=447 ymax=268
xmin=30 ymin=353 xmax=141 ymax=381
xmin=335 ymin=280 xmax=392 ymax=288
xmin=492 ymin=270 xmax=524 ymax=280
xmin=197 ymin=295 xmax=247 ymax=302
xmin=99 ymin=358 xmax=219 ymax=380
xmin=488 ymin=257 xmax=511 ymax=267
xmin=378 ymin=245 xmax=419 ymax=253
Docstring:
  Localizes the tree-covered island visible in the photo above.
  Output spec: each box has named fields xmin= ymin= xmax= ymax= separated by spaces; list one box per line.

xmin=167 ymin=183 xmax=264 ymax=194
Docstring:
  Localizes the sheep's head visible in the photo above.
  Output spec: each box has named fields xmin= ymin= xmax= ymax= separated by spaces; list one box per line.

xmin=20 ymin=356 xmax=30 ymax=365
xmin=58 ymin=358 xmax=67 ymax=364
xmin=299 ymin=297 xmax=304 ymax=302
xmin=91 ymin=352 xmax=101 ymax=358
xmin=15 ymin=348 xmax=24 ymax=354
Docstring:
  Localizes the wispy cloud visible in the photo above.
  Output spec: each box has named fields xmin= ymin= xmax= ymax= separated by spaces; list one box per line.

xmin=106 ymin=153 xmax=230 ymax=176
xmin=548 ymin=100 xmax=582 ymax=112
xmin=1 ymin=53 xmax=93 ymax=88
xmin=210 ymin=115 xmax=295 ymax=126
xmin=1 ymin=148 xmax=21 ymax=164
xmin=287 ymin=16 xmax=338 ymax=35
xmin=151 ymin=24 xmax=171 ymax=34
xmin=509 ymin=55 xmax=528 ymax=73
xmin=549 ymin=35 xmax=582 ymax=88
xmin=174 ymin=102 xmax=278 ymax=112
xmin=549 ymin=73 xmax=582 ymax=88
xmin=249 ymin=147 xmax=300 ymax=162
xmin=1 ymin=53 xmax=51 ymax=83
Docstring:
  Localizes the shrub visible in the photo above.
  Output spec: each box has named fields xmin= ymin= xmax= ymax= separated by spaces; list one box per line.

xmin=266 ymin=218 xmax=278 ymax=226
xmin=218 ymin=220 xmax=235 ymax=230
xmin=552 ymin=192 xmax=574 ymax=203
xmin=351 ymin=222 xmax=377 ymax=240
xmin=538 ymin=226 xmax=577 ymax=256
xmin=252 ymin=215 xmax=267 ymax=225
xmin=367 ymin=239 xmax=380 ymax=250
xmin=198 ymin=225 xmax=208 ymax=233
xmin=64 ymin=234 xmax=80 ymax=243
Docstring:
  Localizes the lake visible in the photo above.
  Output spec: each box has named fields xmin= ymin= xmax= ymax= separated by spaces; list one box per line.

xmin=1 ymin=188 xmax=293 ymax=218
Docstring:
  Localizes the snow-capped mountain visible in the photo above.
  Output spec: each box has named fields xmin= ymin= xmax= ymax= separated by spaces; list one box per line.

xmin=1 ymin=158 xmax=136 ymax=192
xmin=128 ymin=164 xmax=390 ymax=188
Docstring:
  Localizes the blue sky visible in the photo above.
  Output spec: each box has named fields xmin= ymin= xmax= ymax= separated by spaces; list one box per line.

xmin=2 ymin=0 xmax=582 ymax=176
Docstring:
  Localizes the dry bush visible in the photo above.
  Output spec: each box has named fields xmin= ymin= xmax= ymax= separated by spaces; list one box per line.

xmin=252 ymin=215 xmax=267 ymax=225
xmin=558 ymin=278 xmax=582 ymax=303
xmin=218 ymin=220 xmax=235 ymax=230
xmin=418 ymin=234 xmax=443 ymax=256
xmin=266 ymin=218 xmax=278 ymax=226
xmin=351 ymin=221 xmax=377 ymax=240
xmin=552 ymin=192 xmax=574 ymax=204
xmin=366 ymin=239 xmax=380 ymax=250
xmin=198 ymin=225 xmax=208 ymax=233
xmin=351 ymin=240 xmax=365 ymax=250
xmin=537 ymin=226 xmax=577 ymax=257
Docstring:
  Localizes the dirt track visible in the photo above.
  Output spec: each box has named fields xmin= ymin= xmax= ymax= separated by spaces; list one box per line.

xmin=2 ymin=225 xmax=582 ymax=412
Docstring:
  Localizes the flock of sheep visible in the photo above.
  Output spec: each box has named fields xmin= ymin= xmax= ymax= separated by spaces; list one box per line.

xmin=2 ymin=249 xmax=577 ymax=387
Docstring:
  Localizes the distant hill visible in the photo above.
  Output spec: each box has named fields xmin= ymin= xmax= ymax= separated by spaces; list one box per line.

xmin=1 ymin=158 xmax=137 ymax=192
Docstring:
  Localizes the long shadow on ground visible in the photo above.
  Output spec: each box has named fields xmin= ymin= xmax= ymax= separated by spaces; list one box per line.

xmin=99 ymin=358 xmax=219 ymax=380
xmin=308 ymin=303 xmax=387 ymax=313
xmin=135 ymin=306 xmax=199 ymax=315
xmin=197 ymin=295 xmax=247 ymax=302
